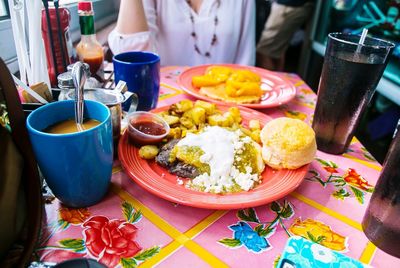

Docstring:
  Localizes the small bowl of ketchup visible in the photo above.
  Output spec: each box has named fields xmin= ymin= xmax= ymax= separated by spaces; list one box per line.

xmin=127 ymin=111 xmax=170 ymax=145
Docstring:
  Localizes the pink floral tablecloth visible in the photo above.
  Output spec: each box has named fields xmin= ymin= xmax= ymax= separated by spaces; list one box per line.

xmin=36 ymin=66 xmax=400 ymax=267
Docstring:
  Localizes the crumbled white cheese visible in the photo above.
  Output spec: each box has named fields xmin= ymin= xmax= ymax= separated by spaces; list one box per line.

xmin=180 ymin=126 xmax=263 ymax=193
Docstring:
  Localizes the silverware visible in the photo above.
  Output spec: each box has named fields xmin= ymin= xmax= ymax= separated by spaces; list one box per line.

xmin=72 ymin=62 xmax=86 ymax=130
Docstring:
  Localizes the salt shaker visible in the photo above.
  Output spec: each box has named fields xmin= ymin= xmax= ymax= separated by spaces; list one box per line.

xmin=57 ymin=71 xmax=74 ymax=100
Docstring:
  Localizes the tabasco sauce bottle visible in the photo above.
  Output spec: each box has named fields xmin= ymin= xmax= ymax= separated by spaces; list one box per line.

xmin=76 ymin=1 xmax=104 ymax=81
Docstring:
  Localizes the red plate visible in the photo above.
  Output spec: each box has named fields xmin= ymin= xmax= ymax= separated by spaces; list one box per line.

xmin=178 ymin=64 xmax=297 ymax=109
xmin=119 ymin=104 xmax=309 ymax=209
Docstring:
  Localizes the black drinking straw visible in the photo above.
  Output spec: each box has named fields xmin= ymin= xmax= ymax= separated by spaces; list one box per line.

xmin=54 ymin=0 xmax=67 ymax=71
xmin=42 ymin=0 xmax=59 ymax=77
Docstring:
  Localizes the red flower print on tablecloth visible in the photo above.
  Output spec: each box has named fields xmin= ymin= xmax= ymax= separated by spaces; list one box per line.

xmin=306 ymin=158 xmax=374 ymax=204
xmin=83 ymin=215 xmax=141 ymax=267
xmin=37 ymin=201 xmax=160 ymax=267
xmin=343 ymin=168 xmax=374 ymax=192
xmin=323 ymin=166 xmax=338 ymax=174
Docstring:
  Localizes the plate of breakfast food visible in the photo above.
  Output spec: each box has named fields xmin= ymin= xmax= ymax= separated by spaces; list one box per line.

xmin=178 ymin=64 xmax=297 ymax=109
xmin=119 ymin=100 xmax=316 ymax=209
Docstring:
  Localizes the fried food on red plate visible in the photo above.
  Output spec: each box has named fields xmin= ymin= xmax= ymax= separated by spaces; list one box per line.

xmin=192 ymin=66 xmax=263 ymax=104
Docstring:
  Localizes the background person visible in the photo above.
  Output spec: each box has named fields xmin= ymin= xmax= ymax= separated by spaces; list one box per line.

xmin=108 ymin=0 xmax=256 ymax=66
xmin=256 ymin=0 xmax=314 ymax=71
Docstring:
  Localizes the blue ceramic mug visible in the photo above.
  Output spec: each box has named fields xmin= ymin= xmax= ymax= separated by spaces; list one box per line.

xmin=26 ymin=100 xmax=113 ymax=207
xmin=113 ymin=51 xmax=160 ymax=111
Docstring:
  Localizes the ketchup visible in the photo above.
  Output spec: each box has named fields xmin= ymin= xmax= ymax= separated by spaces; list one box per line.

xmin=132 ymin=121 xmax=166 ymax=136
xmin=128 ymin=120 xmax=167 ymax=145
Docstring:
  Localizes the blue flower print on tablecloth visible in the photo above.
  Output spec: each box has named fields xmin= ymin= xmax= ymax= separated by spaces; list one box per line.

xmin=229 ymin=222 xmax=269 ymax=253
xmin=219 ymin=202 xmax=294 ymax=253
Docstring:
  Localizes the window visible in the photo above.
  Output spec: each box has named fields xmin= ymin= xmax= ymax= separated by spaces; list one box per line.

xmin=0 ymin=0 xmax=9 ymax=19
xmin=0 ymin=0 xmax=15 ymax=72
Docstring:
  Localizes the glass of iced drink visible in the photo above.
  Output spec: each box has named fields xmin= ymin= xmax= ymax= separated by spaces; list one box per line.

xmin=362 ymin=121 xmax=400 ymax=258
xmin=312 ymin=33 xmax=394 ymax=154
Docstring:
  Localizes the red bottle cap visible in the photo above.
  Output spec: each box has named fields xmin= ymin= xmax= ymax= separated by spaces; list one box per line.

xmin=78 ymin=1 xmax=93 ymax=12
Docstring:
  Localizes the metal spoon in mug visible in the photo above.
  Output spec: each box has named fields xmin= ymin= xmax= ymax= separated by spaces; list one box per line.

xmin=72 ymin=62 xmax=86 ymax=131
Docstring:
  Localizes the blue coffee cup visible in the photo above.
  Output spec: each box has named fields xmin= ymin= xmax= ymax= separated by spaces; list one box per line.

xmin=113 ymin=51 xmax=160 ymax=111
xmin=26 ymin=100 xmax=113 ymax=207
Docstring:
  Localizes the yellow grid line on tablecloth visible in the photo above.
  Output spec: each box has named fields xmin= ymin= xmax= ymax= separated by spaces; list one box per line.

xmin=359 ymin=241 xmax=377 ymax=264
xmin=111 ymin=183 xmax=228 ymax=267
xmin=342 ymin=153 xmax=382 ymax=171
xmin=185 ymin=210 xmax=228 ymax=238
xmin=294 ymin=81 xmax=305 ymax=87
xmin=140 ymin=210 xmax=227 ymax=268
xmin=139 ymin=241 xmax=181 ymax=268
xmin=292 ymin=99 xmax=315 ymax=109
xmin=290 ymin=192 xmax=362 ymax=231
xmin=159 ymin=83 xmax=184 ymax=101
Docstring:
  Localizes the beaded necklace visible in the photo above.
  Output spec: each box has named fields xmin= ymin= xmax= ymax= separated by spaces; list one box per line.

xmin=187 ymin=0 xmax=221 ymax=58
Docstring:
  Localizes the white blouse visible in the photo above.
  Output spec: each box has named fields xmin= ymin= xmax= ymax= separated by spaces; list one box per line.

xmin=108 ymin=0 xmax=255 ymax=66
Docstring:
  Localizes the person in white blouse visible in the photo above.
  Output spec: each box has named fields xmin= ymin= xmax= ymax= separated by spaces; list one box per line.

xmin=108 ymin=0 xmax=256 ymax=66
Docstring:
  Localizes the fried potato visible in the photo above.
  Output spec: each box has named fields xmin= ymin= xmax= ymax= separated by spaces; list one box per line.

xmin=205 ymin=66 xmax=232 ymax=82
xmin=161 ymin=114 xmax=180 ymax=126
xmin=192 ymin=76 xmax=221 ymax=87
xmin=169 ymin=99 xmax=193 ymax=115
xmin=225 ymin=81 xmax=263 ymax=98
xmin=180 ymin=116 xmax=195 ymax=129
xmin=156 ymin=100 xmax=259 ymax=145
xmin=229 ymin=107 xmax=242 ymax=123
xmin=228 ymin=70 xmax=261 ymax=83
xmin=190 ymin=107 xmax=206 ymax=125
xmin=192 ymin=66 xmax=263 ymax=104
xmin=139 ymin=145 xmax=159 ymax=159
xmin=207 ymin=113 xmax=234 ymax=127
xmin=194 ymin=100 xmax=216 ymax=115
xmin=168 ymin=127 xmax=182 ymax=139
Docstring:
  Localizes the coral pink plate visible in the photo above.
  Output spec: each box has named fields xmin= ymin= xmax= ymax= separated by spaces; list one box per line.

xmin=178 ymin=64 xmax=296 ymax=109
xmin=119 ymin=104 xmax=309 ymax=209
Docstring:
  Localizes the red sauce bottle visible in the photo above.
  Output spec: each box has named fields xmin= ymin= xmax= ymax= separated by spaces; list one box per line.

xmin=76 ymin=1 xmax=104 ymax=81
